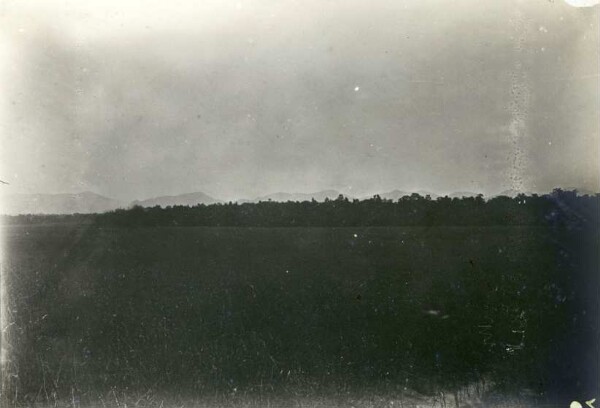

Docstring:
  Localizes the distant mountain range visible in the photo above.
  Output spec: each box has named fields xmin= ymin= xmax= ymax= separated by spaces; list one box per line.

xmin=1 ymin=188 xmax=596 ymax=215
xmin=0 ymin=192 xmax=124 ymax=215
xmin=447 ymin=191 xmax=479 ymax=198
xmin=493 ymin=188 xmax=597 ymax=197
xmin=495 ymin=189 xmax=532 ymax=198
xmin=132 ymin=192 xmax=220 ymax=208
xmin=249 ymin=190 xmax=345 ymax=203
xmin=373 ymin=190 xmax=439 ymax=200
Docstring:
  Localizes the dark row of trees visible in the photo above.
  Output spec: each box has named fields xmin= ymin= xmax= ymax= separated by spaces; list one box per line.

xmin=95 ymin=189 xmax=598 ymax=228
xmin=2 ymin=189 xmax=598 ymax=228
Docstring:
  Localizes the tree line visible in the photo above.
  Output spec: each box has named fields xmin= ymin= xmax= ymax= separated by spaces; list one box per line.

xmin=2 ymin=189 xmax=598 ymax=228
xmin=100 ymin=189 xmax=598 ymax=228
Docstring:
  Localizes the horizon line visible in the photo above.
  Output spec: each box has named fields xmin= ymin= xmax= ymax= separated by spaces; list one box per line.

xmin=1 ymin=186 xmax=598 ymax=203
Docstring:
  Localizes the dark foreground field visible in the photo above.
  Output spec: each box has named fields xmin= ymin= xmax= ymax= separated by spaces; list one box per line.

xmin=2 ymin=223 xmax=598 ymax=407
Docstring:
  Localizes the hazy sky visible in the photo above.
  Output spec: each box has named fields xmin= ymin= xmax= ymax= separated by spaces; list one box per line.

xmin=0 ymin=0 xmax=598 ymax=201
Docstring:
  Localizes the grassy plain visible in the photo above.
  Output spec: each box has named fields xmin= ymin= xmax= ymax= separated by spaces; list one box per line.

xmin=1 ymin=223 xmax=594 ymax=406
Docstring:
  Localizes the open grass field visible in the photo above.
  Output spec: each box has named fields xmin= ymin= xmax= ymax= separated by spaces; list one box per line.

xmin=1 ymin=223 xmax=597 ymax=407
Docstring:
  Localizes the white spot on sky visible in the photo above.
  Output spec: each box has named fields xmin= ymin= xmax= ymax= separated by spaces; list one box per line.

xmin=353 ymin=233 xmax=358 ymax=238
xmin=354 ymin=86 xmax=360 ymax=92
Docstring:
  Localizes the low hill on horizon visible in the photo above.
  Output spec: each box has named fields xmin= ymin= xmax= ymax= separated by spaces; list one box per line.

xmin=131 ymin=192 xmax=221 ymax=208
xmin=0 ymin=192 xmax=124 ymax=215
xmin=245 ymin=190 xmax=345 ymax=203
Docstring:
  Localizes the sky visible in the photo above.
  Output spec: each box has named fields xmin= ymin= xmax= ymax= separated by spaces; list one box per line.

xmin=0 ymin=0 xmax=598 ymax=201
